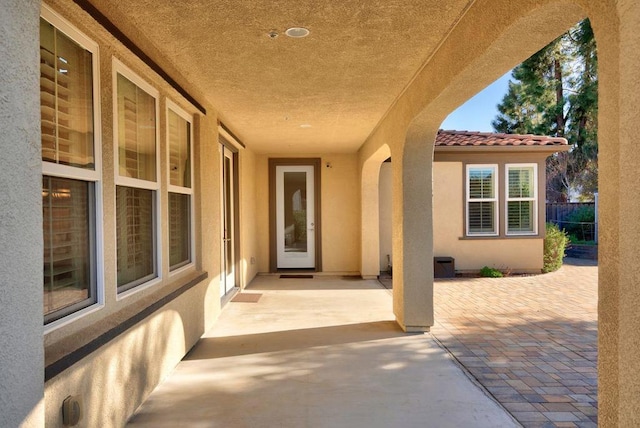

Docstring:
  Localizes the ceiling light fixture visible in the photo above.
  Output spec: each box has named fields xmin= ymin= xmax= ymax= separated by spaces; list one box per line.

xmin=300 ymin=124 xmax=312 ymax=128
xmin=285 ymin=27 xmax=310 ymax=38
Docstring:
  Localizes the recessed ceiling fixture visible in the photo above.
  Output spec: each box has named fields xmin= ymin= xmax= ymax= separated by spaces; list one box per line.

xmin=285 ymin=27 xmax=310 ymax=38
xmin=300 ymin=124 xmax=312 ymax=128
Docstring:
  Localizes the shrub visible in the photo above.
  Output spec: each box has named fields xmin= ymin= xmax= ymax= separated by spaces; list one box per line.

xmin=480 ymin=266 xmax=503 ymax=278
xmin=543 ymin=223 xmax=569 ymax=273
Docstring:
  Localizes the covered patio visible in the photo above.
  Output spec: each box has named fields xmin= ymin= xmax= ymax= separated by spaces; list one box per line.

xmin=2 ymin=1 xmax=640 ymax=426
xmin=129 ymin=258 xmax=597 ymax=427
xmin=128 ymin=276 xmax=517 ymax=427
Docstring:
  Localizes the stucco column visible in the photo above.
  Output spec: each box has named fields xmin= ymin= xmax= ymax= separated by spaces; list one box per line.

xmin=0 ymin=1 xmax=45 ymax=426
xmin=391 ymin=130 xmax=435 ymax=332
xmin=591 ymin=0 xmax=640 ymax=426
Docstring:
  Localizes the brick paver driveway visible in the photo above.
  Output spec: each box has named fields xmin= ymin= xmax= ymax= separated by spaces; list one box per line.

xmin=431 ymin=258 xmax=598 ymax=428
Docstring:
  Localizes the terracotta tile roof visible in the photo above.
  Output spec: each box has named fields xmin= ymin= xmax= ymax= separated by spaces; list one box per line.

xmin=436 ymin=130 xmax=569 ymax=147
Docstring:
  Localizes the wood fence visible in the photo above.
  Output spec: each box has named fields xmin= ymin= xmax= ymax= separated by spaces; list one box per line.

xmin=546 ymin=201 xmax=597 ymax=242
xmin=546 ymin=202 xmax=595 ymax=224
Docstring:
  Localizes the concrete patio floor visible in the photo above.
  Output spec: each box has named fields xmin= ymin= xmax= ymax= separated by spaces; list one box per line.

xmin=431 ymin=258 xmax=598 ymax=428
xmin=128 ymin=276 xmax=518 ymax=428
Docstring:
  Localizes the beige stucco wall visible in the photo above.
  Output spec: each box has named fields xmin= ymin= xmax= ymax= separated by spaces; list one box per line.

xmin=584 ymin=1 xmax=640 ymax=425
xmin=379 ymin=161 xmax=544 ymax=274
xmin=38 ymin=1 xmax=228 ymax=426
xmin=44 ymin=282 xmax=210 ymax=427
xmin=432 ymin=161 xmax=543 ymax=273
xmin=0 ymin=1 xmax=45 ymax=427
xmin=239 ymin=147 xmax=259 ymax=285
xmin=255 ymin=153 xmax=360 ymax=274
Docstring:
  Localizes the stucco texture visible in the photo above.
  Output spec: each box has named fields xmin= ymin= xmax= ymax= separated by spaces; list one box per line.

xmin=0 ymin=1 xmax=45 ymax=426
xmin=432 ymin=162 xmax=543 ymax=273
xmin=44 ymin=285 xmax=208 ymax=427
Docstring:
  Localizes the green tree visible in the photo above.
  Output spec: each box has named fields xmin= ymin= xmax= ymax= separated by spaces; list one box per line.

xmin=492 ymin=19 xmax=597 ymax=201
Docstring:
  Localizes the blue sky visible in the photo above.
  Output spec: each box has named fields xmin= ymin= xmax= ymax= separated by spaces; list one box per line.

xmin=440 ymin=71 xmax=512 ymax=132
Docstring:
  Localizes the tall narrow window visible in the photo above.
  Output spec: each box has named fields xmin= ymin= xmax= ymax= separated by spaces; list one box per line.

xmin=114 ymin=60 xmax=160 ymax=293
xmin=40 ymin=7 xmax=101 ymax=325
xmin=506 ymin=164 xmax=537 ymax=235
xmin=167 ymin=103 xmax=193 ymax=271
xmin=466 ymin=165 xmax=498 ymax=236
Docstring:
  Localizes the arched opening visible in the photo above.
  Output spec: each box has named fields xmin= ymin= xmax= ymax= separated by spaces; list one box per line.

xmin=419 ymin=12 xmax=601 ymax=427
xmin=360 ymin=144 xmax=391 ymax=279
xmin=378 ymin=157 xmax=393 ymax=285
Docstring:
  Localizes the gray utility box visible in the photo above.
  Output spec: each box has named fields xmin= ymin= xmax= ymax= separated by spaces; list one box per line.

xmin=434 ymin=257 xmax=455 ymax=278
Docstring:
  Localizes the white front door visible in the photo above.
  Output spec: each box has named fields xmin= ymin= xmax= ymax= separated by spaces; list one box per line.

xmin=220 ymin=145 xmax=235 ymax=297
xmin=276 ymin=165 xmax=315 ymax=268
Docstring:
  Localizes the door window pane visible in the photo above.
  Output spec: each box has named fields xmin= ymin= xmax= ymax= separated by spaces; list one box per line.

xmin=40 ymin=18 xmax=94 ymax=169
xmin=117 ymin=74 xmax=157 ymax=181
xmin=283 ymin=172 xmax=307 ymax=253
xmin=116 ymin=186 xmax=156 ymax=290
xmin=169 ymin=193 xmax=190 ymax=270
xmin=43 ymin=176 xmax=95 ymax=321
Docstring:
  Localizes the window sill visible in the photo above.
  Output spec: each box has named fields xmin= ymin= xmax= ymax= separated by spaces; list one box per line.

xmin=459 ymin=234 xmax=542 ymax=240
xmin=44 ymin=269 xmax=208 ymax=382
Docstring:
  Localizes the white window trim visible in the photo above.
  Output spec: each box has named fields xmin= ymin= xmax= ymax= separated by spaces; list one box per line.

xmin=166 ymin=99 xmax=196 ymax=275
xmin=505 ymin=163 xmax=538 ymax=236
xmin=41 ymin=4 xmax=105 ymax=332
xmin=112 ymin=58 xmax=161 ymax=191
xmin=112 ymin=58 xmax=162 ymax=297
xmin=466 ymin=164 xmax=499 ymax=237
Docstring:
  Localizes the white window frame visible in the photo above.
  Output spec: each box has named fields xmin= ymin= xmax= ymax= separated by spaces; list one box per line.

xmin=166 ymin=99 xmax=195 ymax=275
xmin=112 ymin=58 xmax=162 ymax=298
xmin=41 ymin=4 xmax=105 ymax=332
xmin=466 ymin=164 xmax=499 ymax=237
xmin=505 ymin=163 xmax=538 ymax=236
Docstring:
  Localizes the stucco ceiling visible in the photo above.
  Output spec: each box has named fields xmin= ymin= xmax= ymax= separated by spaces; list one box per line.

xmin=91 ymin=0 xmax=474 ymax=153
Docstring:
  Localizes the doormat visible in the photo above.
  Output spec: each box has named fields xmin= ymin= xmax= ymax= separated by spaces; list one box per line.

xmin=231 ymin=293 xmax=262 ymax=303
xmin=280 ymin=274 xmax=314 ymax=279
